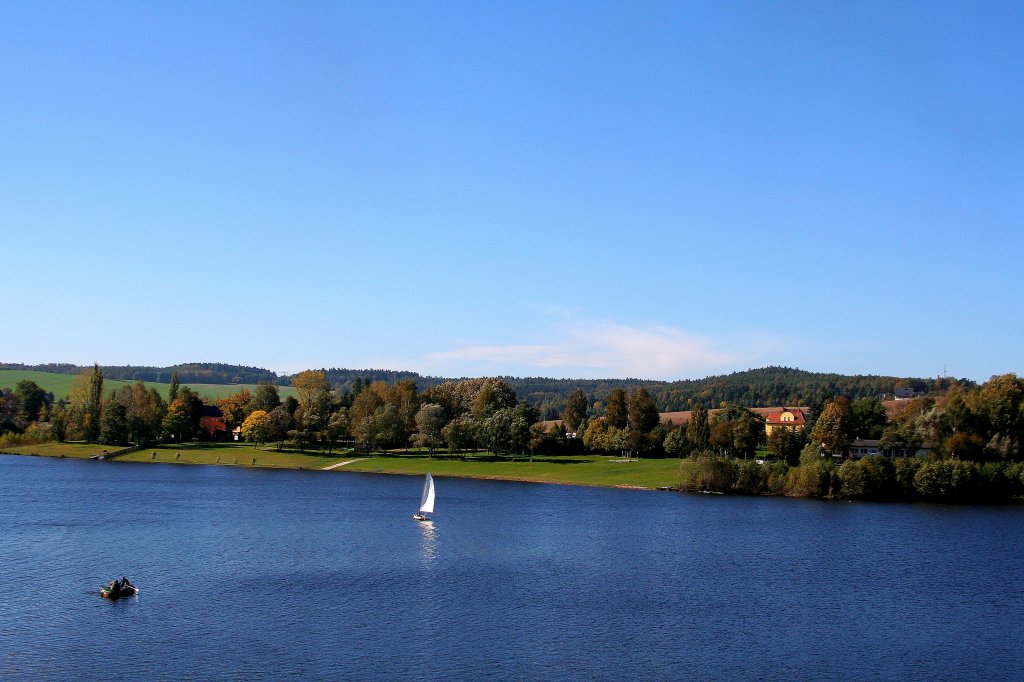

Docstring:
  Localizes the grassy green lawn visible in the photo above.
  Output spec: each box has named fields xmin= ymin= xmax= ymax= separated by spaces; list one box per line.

xmin=116 ymin=442 xmax=351 ymax=468
xmin=0 ymin=441 xmax=351 ymax=468
xmin=339 ymin=451 xmax=681 ymax=489
xmin=0 ymin=442 xmax=116 ymax=459
xmin=1 ymin=441 xmax=681 ymax=488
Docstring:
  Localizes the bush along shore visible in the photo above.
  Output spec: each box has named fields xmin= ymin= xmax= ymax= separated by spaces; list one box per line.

xmin=678 ymin=451 xmax=1024 ymax=503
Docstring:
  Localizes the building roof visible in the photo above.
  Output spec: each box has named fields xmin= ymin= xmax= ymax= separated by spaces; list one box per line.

xmin=765 ymin=408 xmax=807 ymax=426
xmin=201 ymin=405 xmax=224 ymax=418
xmin=200 ymin=416 xmax=227 ymax=433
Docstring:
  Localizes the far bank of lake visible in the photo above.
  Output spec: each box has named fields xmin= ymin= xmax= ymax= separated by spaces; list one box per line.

xmin=4 ymin=441 xmax=1023 ymax=504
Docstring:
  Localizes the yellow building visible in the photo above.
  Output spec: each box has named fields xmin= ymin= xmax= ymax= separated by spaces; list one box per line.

xmin=765 ymin=408 xmax=807 ymax=436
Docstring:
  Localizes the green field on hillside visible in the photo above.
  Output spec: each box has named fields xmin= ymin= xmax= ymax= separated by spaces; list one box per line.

xmin=0 ymin=369 xmax=295 ymax=402
xmin=0 ymin=370 xmax=135 ymax=400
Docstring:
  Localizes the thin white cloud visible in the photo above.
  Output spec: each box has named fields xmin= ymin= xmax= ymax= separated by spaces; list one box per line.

xmin=421 ymin=321 xmax=748 ymax=379
xmin=427 ymin=345 xmax=558 ymax=365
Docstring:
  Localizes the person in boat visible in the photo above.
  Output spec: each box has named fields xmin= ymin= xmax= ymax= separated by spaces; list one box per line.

xmin=106 ymin=577 xmax=131 ymax=594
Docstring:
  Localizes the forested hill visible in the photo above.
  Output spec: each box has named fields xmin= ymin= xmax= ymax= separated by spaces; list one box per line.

xmin=643 ymin=367 xmax=966 ymax=409
xmin=320 ymin=368 xmax=445 ymax=392
xmin=315 ymin=367 xmax=967 ymax=410
xmin=501 ymin=367 xmax=968 ymax=418
xmin=2 ymin=362 xmax=970 ymax=417
xmin=0 ymin=362 xmax=281 ymax=386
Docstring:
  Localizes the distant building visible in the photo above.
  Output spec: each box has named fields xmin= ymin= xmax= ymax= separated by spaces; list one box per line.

xmin=848 ymin=439 xmax=883 ymax=458
xmin=765 ymin=408 xmax=807 ymax=436
xmin=847 ymin=438 xmax=932 ymax=460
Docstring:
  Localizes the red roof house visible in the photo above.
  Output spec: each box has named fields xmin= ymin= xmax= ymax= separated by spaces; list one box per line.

xmin=765 ymin=408 xmax=807 ymax=435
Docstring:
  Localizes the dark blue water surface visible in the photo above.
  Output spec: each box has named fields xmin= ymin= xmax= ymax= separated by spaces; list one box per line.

xmin=2 ymin=455 xmax=1022 ymax=680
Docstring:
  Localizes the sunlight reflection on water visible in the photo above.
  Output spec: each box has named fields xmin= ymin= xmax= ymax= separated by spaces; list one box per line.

xmin=418 ymin=519 xmax=438 ymax=564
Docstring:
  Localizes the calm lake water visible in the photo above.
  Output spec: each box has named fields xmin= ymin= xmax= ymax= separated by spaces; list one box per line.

xmin=2 ymin=455 xmax=1023 ymax=680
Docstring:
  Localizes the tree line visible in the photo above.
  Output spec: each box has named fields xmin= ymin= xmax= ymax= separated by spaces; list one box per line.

xmin=676 ymin=373 xmax=1024 ymax=503
xmin=0 ymin=368 xmax=555 ymax=457
xmin=1 ymin=369 xmax=1017 ymax=464
xmin=677 ymin=451 xmax=1024 ymax=503
xmin=4 ymin=364 xmax=1022 ymax=504
xmin=237 ymin=373 xmax=550 ymax=458
xmin=1 ymin=363 xmax=972 ymax=417
xmin=2 ymin=365 xmax=172 ymax=446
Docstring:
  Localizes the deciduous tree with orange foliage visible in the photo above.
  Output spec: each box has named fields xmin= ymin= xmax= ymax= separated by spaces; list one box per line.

xmin=217 ymin=388 xmax=252 ymax=431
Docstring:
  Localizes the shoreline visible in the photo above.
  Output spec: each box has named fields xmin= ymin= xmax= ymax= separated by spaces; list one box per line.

xmin=0 ymin=443 xmax=681 ymax=491
xmin=5 ymin=445 xmax=1022 ymax=505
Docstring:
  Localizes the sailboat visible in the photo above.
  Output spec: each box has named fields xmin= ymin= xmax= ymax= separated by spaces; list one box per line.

xmin=413 ymin=471 xmax=435 ymax=522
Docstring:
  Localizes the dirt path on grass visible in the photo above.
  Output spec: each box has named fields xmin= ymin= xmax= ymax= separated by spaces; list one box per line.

xmin=321 ymin=458 xmax=366 ymax=470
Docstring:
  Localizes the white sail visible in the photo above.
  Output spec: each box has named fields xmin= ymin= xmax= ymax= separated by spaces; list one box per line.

xmin=418 ymin=472 xmax=435 ymax=514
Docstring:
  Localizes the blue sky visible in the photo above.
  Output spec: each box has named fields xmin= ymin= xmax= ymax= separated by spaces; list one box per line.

xmin=2 ymin=1 xmax=1021 ymax=382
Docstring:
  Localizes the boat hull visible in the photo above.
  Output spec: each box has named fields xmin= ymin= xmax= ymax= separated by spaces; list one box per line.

xmin=101 ymin=586 xmax=138 ymax=599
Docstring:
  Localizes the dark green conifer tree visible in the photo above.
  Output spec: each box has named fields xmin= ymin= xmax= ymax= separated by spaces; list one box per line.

xmin=168 ymin=370 xmax=179 ymax=403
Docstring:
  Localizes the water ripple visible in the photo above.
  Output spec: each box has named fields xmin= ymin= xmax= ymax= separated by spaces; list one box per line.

xmin=1 ymin=456 xmax=1023 ymax=680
